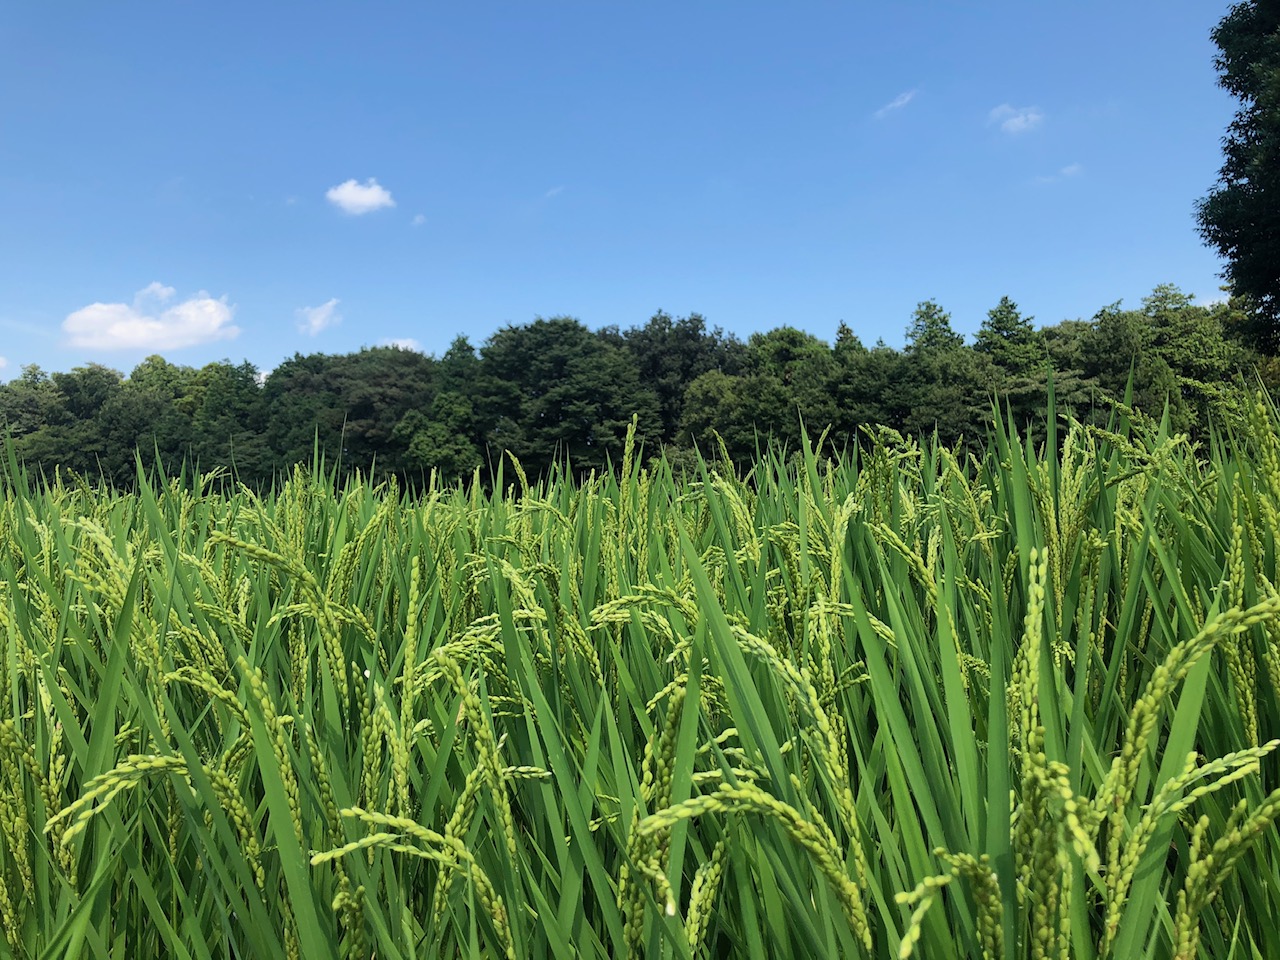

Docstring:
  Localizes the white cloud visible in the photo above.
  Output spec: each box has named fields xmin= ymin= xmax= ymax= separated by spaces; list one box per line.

xmin=544 ymin=185 xmax=565 ymax=198
xmin=325 ymin=178 xmax=396 ymax=215
xmin=138 ymin=280 xmax=175 ymax=301
xmin=874 ymin=90 xmax=916 ymax=119
xmin=412 ymin=213 xmax=426 ymax=226
xmin=63 ymin=282 xmax=238 ymax=351
xmin=989 ymin=103 xmax=1044 ymax=134
xmin=381 ymin=337 xmax=422 ymax=352
xmin=296 ymin=298 xmax=342 ymax=336
xmin=0 ymin=356 xmax=7 ymax=370
xmin=1035 ymin=162 xmax=1084 ymax=184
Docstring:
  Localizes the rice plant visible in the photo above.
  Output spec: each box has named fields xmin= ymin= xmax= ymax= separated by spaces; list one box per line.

xmin=1 ymin=394 xmax=1279 ymax=959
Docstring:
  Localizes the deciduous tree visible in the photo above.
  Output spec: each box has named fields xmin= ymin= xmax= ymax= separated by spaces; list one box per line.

xmin=1196 ymin=0 xmax=1280 ymax=352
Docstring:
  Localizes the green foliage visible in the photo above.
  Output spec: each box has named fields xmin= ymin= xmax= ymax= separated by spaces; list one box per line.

xmin=477 ymin=316 xmax=661 ymax=476
xmin=827 ymin=339 xmax=902 ymax=439
xmin=975 ymin=297 xmax=1047 ymax=376
xmin=905 ymin=299 xmax=965 ymax=354
xmin=263 ymin=347 xmax=437 ymax=479
xmin=679 ymin=368 xmax=762 ymax=460
xmin=1196 ymin=0 xmax=1280 ymax=352
xmin=612 ymin=311 xmax=746 ymax=440
xmin=0 ymin=285 xmax=1272 ymax=485
xmin=975 ymin=298 xmax=1049 ymax=430
xmin=2 ymin=395 xmax=1280 ymax=958
xmin=1078 ymin=287 xmax=1248 ymax=433
xmin=392 ymin=392 xmax=482 ymax=481
xmin=898 ymin=301 xmax=994 ymax=442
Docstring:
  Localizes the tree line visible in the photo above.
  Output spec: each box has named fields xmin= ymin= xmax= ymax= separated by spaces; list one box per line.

xmin=0 ymin=284 xmax=1273 ymax=487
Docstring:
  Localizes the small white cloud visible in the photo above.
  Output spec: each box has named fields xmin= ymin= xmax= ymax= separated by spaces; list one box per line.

xmin=296 ymin=298 xmax=342 ymax=336
xmin=381 ymin=337 xmax=422 ymax=352
xmin=63 ymin=283 xmax=238 ymax=351
xmin=254 ymin=368 xmax=271 ymax=386
xmin=412 ymin=213 xmax=426 ymax=226
xmin=138 ymin=281 xmax=176 ymax=301
xmin=544 ymin=185 xmax=565 ymax=198
xmin=1035 ymin=162 xmax=1084 ymax=184
xmin=0 ymin=356 xmax=7 ymax=370
xmin=874 ymin=90 xmax=916 ymax=119
xmin=989 ymin=104 xmax=1044 ymax=134
xmin=325 ymin=178 xmax=396 ymax=215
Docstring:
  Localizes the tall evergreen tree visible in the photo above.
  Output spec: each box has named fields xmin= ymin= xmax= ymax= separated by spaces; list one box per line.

xmin=901 ymin=301 xmax=990 ymax=443
xmin=905 ymin=300 xmax=965 ymax=354
xmin=974 ymin=297 xmax=1046 ymax=374
xmin=975 ymin=297 xmax=1049 ymax=428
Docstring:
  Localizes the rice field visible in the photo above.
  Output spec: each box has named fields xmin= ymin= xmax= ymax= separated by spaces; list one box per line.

xmin=2 ymin=396 xmax=1280 ymax=960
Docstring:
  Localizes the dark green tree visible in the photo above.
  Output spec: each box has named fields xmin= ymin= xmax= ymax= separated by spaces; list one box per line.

xmin=1077 ymin=286 xmax=1245 ymax=431
xmin=613 ymin=311 xmax=746 ymax=443
xmin=1196 ymin=0 xmax=1280 ymax=353
xmin=1141 ymin=285 xmax=1237 ymax=384
xmin=187 ymin=361 xmax=271 ymax=483
xmin=678 ymin=369 xmax=759 ymax=463
xmin=39 ymin=365 xmax=126 ymax=478
xmin=974 ymin=297 xmax=1045 ymax=373
xmin=437 ymin=336 xmax=482 ymax=395
xmin=975 ymin=297 xmax=1049 ymax=428
xmin=263 ymin=347 xmax=436 ymax=479
xmin=391 ymin=338 xmax=486 ymax=484
xmin=833 ymin=322 xmax=866 ymax=363
xmin=829 ymin=337 xmax=909 ymax=442
xmin=478 ymin=317 xmax=660 ymax=476
xmin=1041 ymin=319 xmax=1103 ymax=414
xmin=0 ymin=365 xmax=67 ymax=439
xmin=117 ymin=357 xmax=200 ymax=474
xmin=385 ymin=336 xmax=488 ymax=480
xmin=900 ymin=302 xmax=991 ymax=443
xmin=392 ymin=392 xmax=483 ymax=482
xmin=905 ymin=300 xmax=965 ymax=355
xmin=679 ymin=328 xmax=840 ymax=459
xmin=745 ymin=327 xmax=839 ymax=439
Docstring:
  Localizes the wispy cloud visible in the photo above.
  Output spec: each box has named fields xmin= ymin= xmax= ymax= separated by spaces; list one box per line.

xmin=296 ymin=298 xmax=342 ymax=336
xmin=0 ymin=317 xmax=51 ymax=337
xmin=544 ymin=185 xmax=565 ymax=199
xmin=989 ymin=103 xmax=1044 ymax=134
xmin=325 ymin=178 xmax=396 ymax=215
xmin=0 ymin=356 xmax=7 ymax=371
xmin=381 ymin=337 xmax=422 ymax=352
xmin=63 ymin=282 xmax=238 ymax=351
xmin=874 ymin=89 xmax=917 ymax=120
xmin=1036 ymin=162 xmax=1084 ymax=184
xmin=411 ymin=213 xmax=426 ymax=226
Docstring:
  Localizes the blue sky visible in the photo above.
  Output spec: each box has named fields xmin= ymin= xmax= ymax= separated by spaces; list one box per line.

xmin=0 ymin=1 xmax=1236 ymax=378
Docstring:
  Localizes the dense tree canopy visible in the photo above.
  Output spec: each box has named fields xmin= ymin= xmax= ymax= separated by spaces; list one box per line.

xmin=0 ymin=284 xmax=1271 ymax=487
xmin=478 ymin=317 xmax=662 ymax=477
xmin=1197 ymin=0 xmax=1280 ymax=353
xmin=974 ymin=297 xmax=1048 ymax=427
